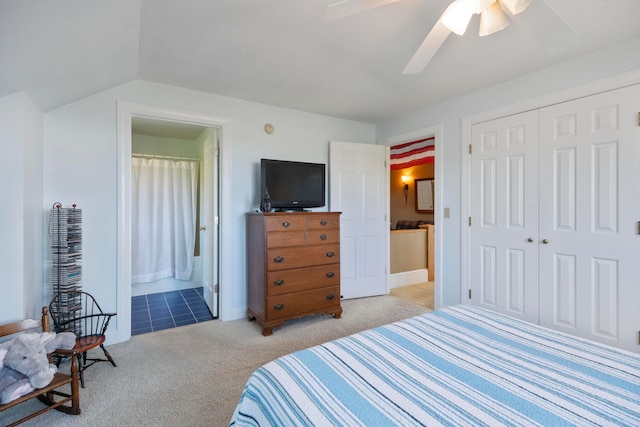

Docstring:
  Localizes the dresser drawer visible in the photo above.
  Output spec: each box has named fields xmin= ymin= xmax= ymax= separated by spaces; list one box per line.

xmin=266 ymin=264 xmax=340 ymax=296
xmin=266 ymin=286 xmax=340 ymax=320
xmin=307 ymin=215 xmax=340 ymax=230
xmin=264 ymin=215 xmax=306 ymax=232
xmin=266 ymin=230 xmax=306 ymax=248
xmin=306 ymin=229 xmax=340 ymax=245
xmin=267 ymin=244 xmax=340 ymax=271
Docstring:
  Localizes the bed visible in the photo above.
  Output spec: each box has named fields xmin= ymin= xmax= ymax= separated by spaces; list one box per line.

xmin=230 ymin=305 xmax=640 ymax=426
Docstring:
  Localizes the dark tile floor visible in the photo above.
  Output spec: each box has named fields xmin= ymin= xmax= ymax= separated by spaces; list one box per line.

xmin=131 ymin=287 xmax=215 ymax=336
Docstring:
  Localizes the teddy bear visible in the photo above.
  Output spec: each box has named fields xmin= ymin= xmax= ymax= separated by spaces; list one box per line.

xmin=0 ymin=331 xmax=76 ymax=404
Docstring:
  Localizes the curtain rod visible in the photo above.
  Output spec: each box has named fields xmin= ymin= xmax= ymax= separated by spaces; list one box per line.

xmin=132 ymin=153 xmax=200 ymax=162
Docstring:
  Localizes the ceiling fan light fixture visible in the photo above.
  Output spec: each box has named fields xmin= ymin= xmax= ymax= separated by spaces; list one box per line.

xmin=499 ymin=0 xmax=533 ymax=15
xmin=466 ymin=0 xmax=496 ymax=14
xmin=442 ymin=0 xmax=474 ymax=35
xmin=479 ymin=2 xmax=509 ymax=36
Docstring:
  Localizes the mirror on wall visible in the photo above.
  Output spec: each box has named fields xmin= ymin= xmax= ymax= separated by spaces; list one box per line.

xmin=415 ymin=179 xmax=434 ymax=213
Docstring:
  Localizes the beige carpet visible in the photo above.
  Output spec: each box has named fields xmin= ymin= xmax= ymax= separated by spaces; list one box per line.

xmin=389 ymin=281 xmax=434 ymax=310
xmin=4 ymin=294 xmax=429 ymax=427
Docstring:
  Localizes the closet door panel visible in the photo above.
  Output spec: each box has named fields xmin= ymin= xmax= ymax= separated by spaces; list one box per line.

xmin=593 ymin=142 xmax=618 ymax=233
xmin=553 ymin=147 xmax=577 ymax=231
xmin=470 ymin=111 xmax=539 ymax=323
xmin=480 ymin=245 xmax=497 ymax=306
xmin=552 ymin=253 xmax=577 ymax=329
xmin=539 ymin=85 xmax=640 ymax=351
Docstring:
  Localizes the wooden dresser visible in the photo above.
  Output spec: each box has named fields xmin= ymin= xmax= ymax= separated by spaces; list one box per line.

xmin=246 ymin=211 xmax=342 ymax=336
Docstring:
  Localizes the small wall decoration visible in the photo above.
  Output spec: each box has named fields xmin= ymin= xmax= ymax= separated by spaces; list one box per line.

xmin=415 ymin=179 xmax=434 ymax=213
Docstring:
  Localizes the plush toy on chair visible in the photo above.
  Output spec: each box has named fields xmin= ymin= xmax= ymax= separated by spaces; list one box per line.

xmin=0 ymin=331 xmax=76 ymax=404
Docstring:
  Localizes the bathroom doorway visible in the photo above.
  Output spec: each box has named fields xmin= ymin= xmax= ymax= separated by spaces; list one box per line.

xmin=116 ymin=101 xmax=232 ymax=344
xmin=129 ymin=117 xmax=220 ymax=335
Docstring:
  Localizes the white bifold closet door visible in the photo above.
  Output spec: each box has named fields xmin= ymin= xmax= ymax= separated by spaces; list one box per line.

xmin=470 ymin=110 xmax=540 ymax=324
xmin=470 ymin=84 xmax=640 ymax=352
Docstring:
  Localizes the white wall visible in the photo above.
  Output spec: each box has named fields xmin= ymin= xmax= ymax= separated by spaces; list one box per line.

xmin=132 ymin=133 xmax=204 ymax=158
xmin=376 ymin=35 xmax=640 ymax=307
xmin=22 ymin=94 xmax=44 ymax=318
xmin=0 ymin=91 xmax=43 ymax=321
xmin=43 ymin=80 xmax=375 ymax=342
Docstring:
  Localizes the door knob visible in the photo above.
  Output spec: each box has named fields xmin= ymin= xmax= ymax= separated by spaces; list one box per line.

xmin=527 ymin=238 xmax=534 ymax=242
xmin=542 ymin=239 xmax=549 ymax=244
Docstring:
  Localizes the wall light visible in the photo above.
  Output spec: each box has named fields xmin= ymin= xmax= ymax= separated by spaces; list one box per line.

xmin=401 ymin=176 xmax=409 ymax=204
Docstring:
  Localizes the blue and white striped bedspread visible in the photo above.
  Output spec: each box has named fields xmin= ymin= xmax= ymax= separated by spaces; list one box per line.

xmin=230 ymin=305 xmax=640 ymax=426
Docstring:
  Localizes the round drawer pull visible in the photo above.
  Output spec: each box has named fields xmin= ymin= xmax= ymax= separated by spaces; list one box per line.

xmin=326 ymin=294 xmax=335 ymax=300
xmin=274 ymin=303 xmax=285 ymax=311
xmin=274 ymin=279 xmax=284 ymax=286
xmin=326 ymin=271 xmax=335 ymax=278
xmin=326 ymin=251 xmax=335 ymax=258
xmin=320 ymin=233 xmax=327 ymax=241
xmin=320 ymin=220 xmax=328 ymax=226
xmin=274 ymin=256 xmax=285 ymax=263
xmin=282 ymin=221 xmax=290 ymax=228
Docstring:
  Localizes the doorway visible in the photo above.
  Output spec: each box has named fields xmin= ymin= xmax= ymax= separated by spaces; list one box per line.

xmin=387 ymin=140 xmax=434 ymax=309
xmin=380 ymin=123 xmax=443 ymax=311
xmin=116 ymin=102 xmax=232 ymax=344
xmin=129 ymin=117 xmax=219 ymax=335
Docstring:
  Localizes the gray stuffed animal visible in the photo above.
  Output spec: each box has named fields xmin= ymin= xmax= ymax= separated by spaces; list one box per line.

xmin=0 ymin=331 xmax=76 ymax=404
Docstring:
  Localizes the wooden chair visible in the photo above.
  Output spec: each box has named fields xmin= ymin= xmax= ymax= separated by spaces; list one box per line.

xmin=0 ymin=307 xmax=80 ymax=426
xmin=49 ymin=291 xmax=117 ymax=388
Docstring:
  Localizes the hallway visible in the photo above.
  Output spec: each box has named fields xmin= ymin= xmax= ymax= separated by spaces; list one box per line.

xmin=389 ymin=281 xmax=434 ymax=310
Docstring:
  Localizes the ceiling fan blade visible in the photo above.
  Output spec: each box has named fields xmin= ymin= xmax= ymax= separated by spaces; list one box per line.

xmin=325 ymin=0 xmax=401 ymax=21
xmin=507 ymin=0 xmax=580 ymax=55
xmin=403 ymin=18 xmax=451 ymax=74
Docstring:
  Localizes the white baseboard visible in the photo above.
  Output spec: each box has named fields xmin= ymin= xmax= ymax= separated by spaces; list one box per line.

xmin=388 ymin=269 xmax=428 ymax=289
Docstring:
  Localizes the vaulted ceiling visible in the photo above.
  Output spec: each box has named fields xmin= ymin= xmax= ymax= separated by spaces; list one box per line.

xmin=2 ymin=0 xmax=640 ymax=124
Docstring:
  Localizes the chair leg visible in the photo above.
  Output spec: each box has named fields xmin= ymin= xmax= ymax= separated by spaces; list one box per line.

xmin=100 ymin=344 xmax=117 ymax=367
xmin=77 ymin=353 xmax=86 ymax=388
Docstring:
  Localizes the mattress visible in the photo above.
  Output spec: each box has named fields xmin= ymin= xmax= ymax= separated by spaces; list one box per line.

xmin=230 ymin=305 xmax=640 ymax=426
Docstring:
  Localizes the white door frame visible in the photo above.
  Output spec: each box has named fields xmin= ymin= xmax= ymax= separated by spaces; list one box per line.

xmin=379 ymin=123 xmax=444 ymax=309
xmin=115 ymin=101 xmax=233 ymax=344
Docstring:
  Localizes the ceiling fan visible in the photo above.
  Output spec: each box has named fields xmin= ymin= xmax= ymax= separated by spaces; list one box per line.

xmin=326 ymin=0 xmax=580 ymax=74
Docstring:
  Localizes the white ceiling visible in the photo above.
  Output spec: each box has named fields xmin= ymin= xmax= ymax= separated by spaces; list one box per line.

xmin=2 ymin=0 xmax=640 ymax=124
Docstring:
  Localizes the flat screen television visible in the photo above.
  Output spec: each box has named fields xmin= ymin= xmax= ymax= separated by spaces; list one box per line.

xmin=261 ymin=158 xmax=326 ymax=211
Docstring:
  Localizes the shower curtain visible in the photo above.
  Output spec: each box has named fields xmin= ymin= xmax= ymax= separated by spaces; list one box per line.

xmin=131 ymin=157 xmax=199 ymax=284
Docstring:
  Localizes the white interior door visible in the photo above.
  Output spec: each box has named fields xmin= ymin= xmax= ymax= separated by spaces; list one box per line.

xmin=202 ymin=129 xmax=219 ymax=317
xmin=538 ymin=85 xmax=640 ymax=350
xmin=470 ymin=111 xmax=540 ymax=323
xmin=329 ymin=141 xmax=387 ymax=299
